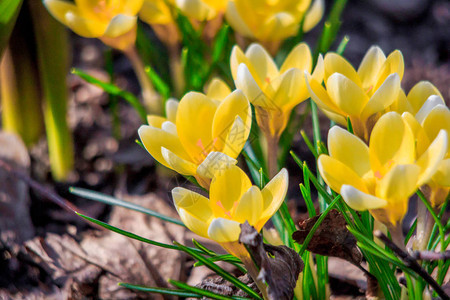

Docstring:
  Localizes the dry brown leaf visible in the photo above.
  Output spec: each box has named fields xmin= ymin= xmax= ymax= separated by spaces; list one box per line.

xmin=239 ymin=222 xmax=303 ymax=300
xmin=292 ymin=210 xmax=363 ymax=266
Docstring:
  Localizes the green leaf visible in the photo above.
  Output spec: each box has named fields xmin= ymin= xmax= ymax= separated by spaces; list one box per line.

xmin=173 ymin=241 xmax=262 ymax=299
xmin=0 ymin=0 xmax=23 ymax=56
xmin=69 ymin=187 xmax=186 ymax=227
xmin=212 ymin=25 xmax=230 ymax=63
xmin=336 ymin=35 xmax=350 ymax=55
xmin=119 ymin=282 xmax=201 ymax=298
xmin=145 ymin=65 xmax=170 ymax=100
xmin=72 ymin=68 xmax=147 ymax=121
xmin=76 ymin=212 xmax=203 ymax=253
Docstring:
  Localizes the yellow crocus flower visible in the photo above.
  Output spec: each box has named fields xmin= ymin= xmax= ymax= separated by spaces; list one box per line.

xmin=318 ymin=112 xmax=448 ymax=228
xmin=139 ymin=0 xmax=175 ymax=25
xmin=402 ymin=94 xmax=450 ymax=208
xmin=138 ymin=79 xmax=252 ymax=188
xmin=306 ymin=46 xmax=404 ymax=142
xmin=226 ymin=0 xmax=324 ymax=44
xmin=44 ymin=0 xmax=144 ymax=50
xmin=231 ymin=42 xmax=323 ymax=140
xmin=171 ymin=165 xmax=288 ymax=243
xmin=176 ymin=0 xmax=228 ymax=21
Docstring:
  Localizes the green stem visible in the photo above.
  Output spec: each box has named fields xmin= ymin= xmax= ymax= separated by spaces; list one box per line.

xmin=123 ymin=46 xmax=160 ymax=114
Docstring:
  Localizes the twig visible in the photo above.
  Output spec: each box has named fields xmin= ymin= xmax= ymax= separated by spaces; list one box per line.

xmin=0 ymin=158 xmax=102 ymax=230
xmin=374 ymin=230 xmax=449 ymax=300
xmin=412 ymin=250 xmax=450 ymax=261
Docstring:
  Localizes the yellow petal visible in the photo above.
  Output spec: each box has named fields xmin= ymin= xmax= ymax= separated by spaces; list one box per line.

xmin=415 ymin=95 xmax=445 ymax=124
xmin=374 ymin=50 xmax=404 ymax=91
xmin=233 ymin=186 xmax=263 ymax=226
xmin=311 ymin=54 xmax=325 ymax=83
xmin=340 ymin=184 xmax=387 ymax=210
xmin=280 ymin=43 xmax=312 ymax=74
xmin=225 ymin=0 xmax=254 ymax=38
xmin=416 ymin=130 xmax=448 ymax=185
xmin=44 ymin=0 xmax=107 ymax=37
xmin=179 ymin=208 xmax=210 ymax=238
xmin=205 ymin=78 xmax=232 ymax=100
xmin=328 ymin=126 xmax=370 ymax=177
xmin=318 ymin=155 xmax=368 ymax=194
xmin=176 ymin=0 xmax=216 ymax=20
xmin=257 ymin=12 xmax=298 ymax=41
xmin=139 ymin=0 xmax=173 ymax=25
xmin=212 ymin=89 xmax=251 ymax=151
xmin=406 ymin=81 xmax=442 ymax=114
xmin=172 ymin=187 xmax=212 ymax=221
xmin=390 ymin=89 xmax=412 ymax=114
xmin=401 ymin=112 xmax=430 ymax=156
xmin=432 ymin=159 xmax=450 ymax=187
xmin=103 ymin=14 xmax=137 ymax=38
xmin=323 ymin=53 xmax=361 ymax=86
xmin=421 ymin=105 xmax=450 ymax=147
xmin=222 ymin=116 xmax=251 ymax=158
xmin=196 ymin=151 xmax=237 ymax=179
xmin=208 ymin=218 xmax=241 ymax=242
xmin=235 ymin=64 xmax=269 ymax=108
xmin=210 ymin=165 xmax=252 ymax=216
xmin=161 ymin=147 xmax=197 ymax=175
xmin=304 ymin=72 xmax=343 ymax=115
xmin=303 ymin=0 xmax=324 ymax=32
xmin=147 ymin=115 xmax=167 ymax=128
xmin=271 ymin=68 xmax=308 ymax=110
xmin=369 ymin=112 xmax=415 ymax=173
xmin=138 ymin=125 xmax=189 ymax=169
xmin=230 ymin=45 xmax=249 ymax=81
xmin=360 ymin=73 xmax=400 ymax=121
xmin=258 ymin=168 xmax=288 ymax=229
xmin=376 ymin=164 xmax=420 ymax=202
xmin=357 ymin=46 xmax=386 ymax=90
xmin=245 ymin=43 xmax=279 ymax=82
xmin=326 ymin=73 xmax=369 ymax=116
xmin=121 ymin=0 xmax=145 ymax=16
xmin=176 ymin=92 xmax=219 ymax=163
xmin=165 ymin=98 xmax=178 ymax=123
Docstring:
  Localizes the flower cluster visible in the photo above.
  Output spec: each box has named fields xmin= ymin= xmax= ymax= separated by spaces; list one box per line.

xmin=44 ymin=0 xmax=324 ymax=50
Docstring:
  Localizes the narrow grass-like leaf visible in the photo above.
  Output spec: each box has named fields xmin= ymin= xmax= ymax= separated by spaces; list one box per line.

xmin=72 ymin=68 xmax=147 ymax=121
xmin=336 ymin=35 xmax=350 ymax=55
xmin=119 ymin=282 xmax=201 ymax=298
xmin=70 ymin=187 xmax=185 ymax=227
xmin=192 ymin=238 xmax=216 ymax=255
xmin=144 ymin=66 xmax=170 ymax=101
xmin=300 ymin=130 xmax=318 ymax=158
xmin=346 ymin=116 xmax=354 ymax=134
xmin=173 ymin=242 xmax=262 ymax=299
xmin=0 ymin=0 xmax=22 ymax=56
xmin=169 ymin=279 xmax=249 ymax=300
xmin=76 ymin=212 xmax=203 ymax=253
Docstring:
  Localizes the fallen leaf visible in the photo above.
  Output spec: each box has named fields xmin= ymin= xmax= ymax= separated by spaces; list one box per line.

xmin=292 ymin=210 xmax=363 ymax=266
xmin=239 ymin=222 xmax=303 ymax=300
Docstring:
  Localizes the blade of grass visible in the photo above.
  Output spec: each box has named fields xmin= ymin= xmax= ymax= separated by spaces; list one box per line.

xmin=76 ymin=212 xmax=202 ymax=253
xmin=173 ymin=241 xmax=262 ymax=300
xmin=119 ymin=282 xmax=201 ymax=298
xmin=70 ymin=187 xmax=185 ymax=227
xmin=72 ymin=68 xmax=147 ymax=121
xmin=169 ymin=279 xmax=250 ymax=300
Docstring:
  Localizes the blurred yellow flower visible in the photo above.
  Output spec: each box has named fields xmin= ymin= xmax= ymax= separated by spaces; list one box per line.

xmin=139 ymin=0 xmax=175 ymax=25
xmin=171 ymin=165 xmax=288 ymax=243
xmin=44 ymin=0 xmax=144 ymax=50
xmin=402 ymin=94 xmax=450 ymax=208
xmin=231 ymin=43 xmax=323 ymax=140
xmin=177 ymin=0 xmax=227 ymax=21
xmin=318 ymin=112 xmax=448 ymax=227
xmin=226 ymin=0 xmax=324 ymax=43
xmin=306 ymin=46 xmax=404 ymax=141
xmin=138 ymin=79 xmax=252 ymax=188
